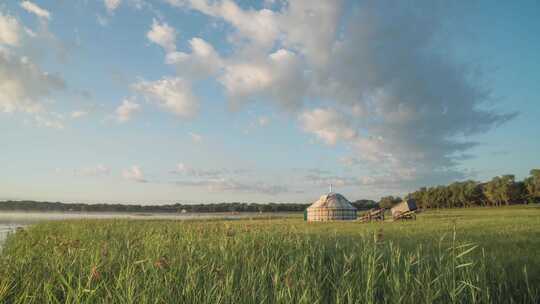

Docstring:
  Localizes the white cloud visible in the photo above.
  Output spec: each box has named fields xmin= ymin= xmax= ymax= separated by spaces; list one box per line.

xmin=128 ymin=0 xmax=150 ymax=10
xmin=122 ymin=165 xmax=146 ymax=182
xmin=0 ymin=12 xmax=69 ymax=131
xmin=0 ymin=14 xmax=66 ymax=129
xmin=133 ymin=77 xmax=198 ymax=118
xmin=302 ymin=168 xmax=413 ymax=191
xmin=154 ymin=4 xmax=308 ymax=111
xmin=220 ymin=62 xmax=271 ymax=100
xmin=33 ymin=114 xmax=64 ymax=129
xmin=277 ymin=1 xmax=342 ymax=66
xmin=258 ymin=116 xmax=270 ymax=127
xmin=173 ymin=162 xmax=225 ymax=177
xmin=0 ymin=13 xmax=22 ymax=46
xmin=0 ymin=48 xmax=64 ymax=114
xmin=166 ymin=37 xmax=223 ymax=79
xmin=299 ymin=108 xmax=357 ymax=146
xmin=115 ymin=99 xmax=140 ymax=122
xmin=160 ymin=0 xmax=513 ymax=189
xmin=188 ymin=132 xmax=203 ymax=143
xmin=96 ymin=14 xmax=109 ymax=26
xmin=75 ymin=164 xmax=110 ymax=177
xmin=175 ymin=178 xmax=287 ymax=195
xmin=71 ymin=110 xmax=88 ymax=119
xmin=147 ymin=19 xmax=176 ymax=52
xmin=104 ymin=0 xmax=122 ymax=14
xmin=20 ymin=1 xmax=51 ymax=20
xmin=166 ymin=0 xmax=279 ymax=49
xmin=220 ymin=49 xmax=306 ymax=109
xmin=167 ymin=0 xmax=341 ymax=63
xmin=304 ymin=173 xmax=359 ymax=188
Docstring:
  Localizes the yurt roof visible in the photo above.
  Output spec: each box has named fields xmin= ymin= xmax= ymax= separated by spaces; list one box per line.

xmin=307 ymin=192 xmax=357 ymax=210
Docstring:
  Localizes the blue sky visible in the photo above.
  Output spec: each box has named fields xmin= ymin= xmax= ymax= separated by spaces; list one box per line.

xmin=0 ymin=0 xmax=538 ymax=204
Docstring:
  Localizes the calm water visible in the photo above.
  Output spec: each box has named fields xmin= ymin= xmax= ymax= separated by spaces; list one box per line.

xmin=0 ymin=211 xmax=294 ymax=246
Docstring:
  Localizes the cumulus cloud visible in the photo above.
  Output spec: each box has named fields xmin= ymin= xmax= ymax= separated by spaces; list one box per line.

xmin=96 ymin=14 xmax=109 ymax=26
xmin=220 ymin=62 xmax=271 ymax=101
xmin=0 ymin=12 xmax=22 ymax=46
xmin=172 ymin=162 xmax=226 ymax=177
xmin=166 ymin=37 xmax=223 ymax=79
xmin=302 ymin=1 xmax=514 ymax=186
xmin=220 ymin=48 xmax=307 ymax=109
xmin=133 ymin=77 xmax=198 ymax=118
xmin=122 ymin=165 xmax=146 ymax=182
xmin=170 ymin=161 xmax=284 ymax=194
xmin=0 ymin=12 xmax=66 ymax=129
xmin=299 ymin=108 xmax=357 ymax=145
xmin=302 ymin=168 xmax=408 ymax=191
xmin=166 ymin=0 xmax=279 ymax=49
xmin=304 ymin=173 xmax=358 ymax=188
xmin=33 ymin=114 xmax=65 ymax=129
xmin=188 ymin=132 xmax=203 ymax=143
xmin=175 ymin=178 xmax=287 ymax=195
xmin=243 ymin=115 xmax=271 ymax=134
xmin=0 ymin=48 xmax=64 ymax=114
xmin=75 ymin=164 xmax=111 ymax=177
xmin=258 ymin=116 xmax=270 ymax=126
xmin=163 ymin=1 xmax=333 ymax=110
xmin=277 ymin=0 xmax=343 ymax=66
xmin=147 ymin=19 xmax=177 ymax=52
xmin=20 ymin=1 xmax=51 ymax=20
xmin=172 ymin=162 xmax=249 ymax=177
xmin=160 ymin=0 xmax=514 ymax=189
xmin=71 ymin=110 xmax=88 ymax=119
xmin=115 ymin=99 xmax=140 ymax=122
xmin=163 ymin=0 xmax=307 ymax=111
xmin=104 ymin=0 xmax=122 ymax=14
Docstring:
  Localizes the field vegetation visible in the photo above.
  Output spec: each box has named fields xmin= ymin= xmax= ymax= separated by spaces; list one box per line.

xmin=0 ymin=206 xmax=539 ymax=303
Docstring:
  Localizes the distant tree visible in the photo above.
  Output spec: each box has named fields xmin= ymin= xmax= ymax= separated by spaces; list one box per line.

xmin=378 ymin=196 xmax=401 ymax=209
xmin=484 ymin=175 xmax=521 ymax=206
xmin=351 ymin=200 xmax=378 ymax=210
xmin=465 ymin=181 xmax=486 ymax=206
xmin=524 ymin=169 xmax=540 ymax=203
xmin=445 ymin=180 xmax=484 ymax=208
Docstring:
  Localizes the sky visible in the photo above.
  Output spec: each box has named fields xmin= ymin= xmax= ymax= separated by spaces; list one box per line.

xmin=0 ymin=0 xmax=539 ymax=204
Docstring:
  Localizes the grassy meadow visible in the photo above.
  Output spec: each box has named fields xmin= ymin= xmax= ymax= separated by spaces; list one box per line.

xmin=0 ymin=206 xmax=539 ymax=303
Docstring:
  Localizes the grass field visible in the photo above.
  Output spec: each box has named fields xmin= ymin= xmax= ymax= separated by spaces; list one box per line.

xmin=1 ymin=206 xmax=539 ymax=303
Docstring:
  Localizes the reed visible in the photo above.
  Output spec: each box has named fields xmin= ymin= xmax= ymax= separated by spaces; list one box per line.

xmin=0 ymin=206 xmax=539 ymax=303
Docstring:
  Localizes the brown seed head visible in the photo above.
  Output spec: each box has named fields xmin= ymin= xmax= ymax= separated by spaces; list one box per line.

xmin=154 ymin=256 xmax=169 ymax=269
xmin=374 ymin=228 xmax=384 ymax=243
xmin=90 ymin=265 xmax=100 ymax=281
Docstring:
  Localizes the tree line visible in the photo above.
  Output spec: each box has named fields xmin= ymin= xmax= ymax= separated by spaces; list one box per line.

xmin=381 ymin=169 xmax=540 ymax=209
xmin=0 ymin=169 xmax=538 ymax=212
xmin=0 ymin=201 xmax=310 ymax=213
xmin=0 ymin=199 xmax=379 ymax=213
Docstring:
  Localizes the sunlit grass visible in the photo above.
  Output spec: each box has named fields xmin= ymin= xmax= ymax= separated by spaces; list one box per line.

xmin=1 ymin=205 xmax=539 ymax=303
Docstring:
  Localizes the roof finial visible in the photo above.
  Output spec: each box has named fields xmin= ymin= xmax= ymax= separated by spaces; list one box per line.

xmin=329 ymin=183 xmax=333 ymax=193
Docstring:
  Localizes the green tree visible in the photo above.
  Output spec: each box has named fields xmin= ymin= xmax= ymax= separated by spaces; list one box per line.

xmin=524 ymin=169 xmax=540 ymax=203
xmin=484 ymin=175 xmax=521 ymax=206
xmin=378 ymin=196 xmax=401 ymax=209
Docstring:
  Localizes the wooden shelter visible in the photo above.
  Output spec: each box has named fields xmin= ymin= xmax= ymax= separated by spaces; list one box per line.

xmin=391 ymin=199 xmax=418 ymax=221
xmin=359 ymin=208 xmax=385 ymax=222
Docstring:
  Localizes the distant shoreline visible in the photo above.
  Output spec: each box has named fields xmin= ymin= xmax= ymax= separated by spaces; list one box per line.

xmin=0 ymin=200 xmax=313 ymax=214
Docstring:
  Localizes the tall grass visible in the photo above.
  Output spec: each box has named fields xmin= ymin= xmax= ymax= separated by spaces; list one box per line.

xmin=0 ymin=207 xmax=539 ymax=303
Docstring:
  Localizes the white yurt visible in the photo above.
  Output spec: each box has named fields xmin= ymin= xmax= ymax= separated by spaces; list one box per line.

xmin=306 ymin=192 xmax=357 ymax=221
